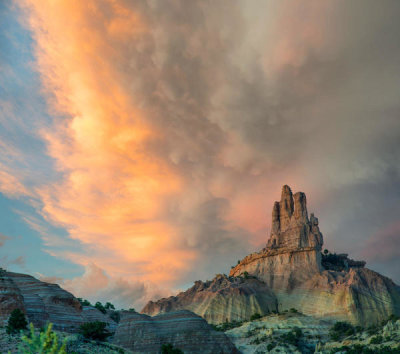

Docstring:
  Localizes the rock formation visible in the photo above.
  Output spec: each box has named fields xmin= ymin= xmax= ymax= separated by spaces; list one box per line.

xmin=142 ymin=274 xmax=277 ymax=324
xmin=229 ymin=185 xmax=400 ymax=324
xmin=0 ymin=270 xmax=116 ymax=331
xmin=143 ymin=185 xmax=400 ymax=325
xmin=113 ymin=310 xmax=238 ymax=353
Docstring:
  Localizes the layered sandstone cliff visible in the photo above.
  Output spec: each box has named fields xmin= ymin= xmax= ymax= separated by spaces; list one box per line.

xmin=143 ymin=185 xmax=400 ymax=325
xmin=113 ymin=310 xmax=238 ymax=353
xmin=142 ymin=274 xmax=277 ymax=324
xmin=0 ymin=270 xmax=116 ymax=331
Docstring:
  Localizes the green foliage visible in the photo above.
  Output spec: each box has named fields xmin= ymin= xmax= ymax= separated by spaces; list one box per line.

xmin=104 ymin=302 xmax=115 ymax=310
xmin=279 ymin=327 xmax=302 ymax=346
xmin=95 ymin=301 xmax=107 ymax=314
xmin=79 ymin=321 xmax=111 ymax=341
xmin=243 ymin=271 xmax=249 ymax=279
xmin=211 ymin=320 xmax=243 ymax=332
xmin=18 ymin=323 xmax=66 ymax=354
xmin=370 ymin=335 xmax=383 ymax=344
xmin=330 ymin=344 xmax=400 ymax=354
xmin=161 ymin=343 xmax=183 ymax=354
xmin=77 ymin=298 xmax=92 ymax=306
xmin=324 ymin=249 xmax=329 ymax=255
xmin=128 ymin=308 xmax=136 ymax=312
xmin=6 ymin=308 xmax=28 ymax=334
xmin=109 ymin=311 xmax=121 ymax=323
xmin=289 ymin=308 xmax=298 ymax=313
xmin=250 ymin=313 xmax=262 ymax=321
xmin=267 ymin=342 xmax=276 ymax=351
xmin=329 ymin=321 xmax=355 ymax=340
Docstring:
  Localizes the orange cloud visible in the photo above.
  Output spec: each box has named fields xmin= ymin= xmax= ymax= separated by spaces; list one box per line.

xmin=19 ymin=0 xmax=194 ymax=288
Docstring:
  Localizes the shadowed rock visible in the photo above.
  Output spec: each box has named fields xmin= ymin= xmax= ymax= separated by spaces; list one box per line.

xmin=0 ymin=271 xmax=116 ymax=331
xmin=113 ymin=310 xmax=238 ymax=353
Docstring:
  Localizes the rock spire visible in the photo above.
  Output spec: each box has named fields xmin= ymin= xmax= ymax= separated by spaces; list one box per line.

xmin=267 ymin=185 xmax=323 ymax=250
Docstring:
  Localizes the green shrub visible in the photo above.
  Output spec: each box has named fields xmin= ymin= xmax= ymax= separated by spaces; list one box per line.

xmin=79 ymin=321 xmax=111 ymax=341
xmin=289 ymin=308 xmax=298 ymax=313
xmin=104 ymin=302 xmax=115 ymax=310
xmin=18 ymin=322 xmax=66 ymax=354
xmin=267 ymin=342 xmax=276 ymax=351
xmin=77 ymin=298 xmax=92 ymax=306
xmin=128 ymin=308 xmax=136 ymax=312
xmin=370 ymin=335 xmax=383 ymax=344
xmin=329 ymin=321 xmax=354 ymax=340
xmin=279 ymin=327 xmax=302 ymax=347
xmin=243 ymin=271 xmax=249 ymax=279
xmin=250 ymin=313 xmax=262 ymax=321
xmin=6 ymin=308 xmax=28 ymax=334
xmin=95 ymin=302 xmax=107 ymax=314
xmin=161 ymin=343 xmax=183 ymax=354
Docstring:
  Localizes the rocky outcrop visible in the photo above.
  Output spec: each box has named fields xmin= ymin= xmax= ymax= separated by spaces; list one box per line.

xmin=142 ymin=274 xmax=277 ymax=324
xmin=143 ymin=185 xmax=400 ymax=326
xmin=0 ymin=270 xmax=26 ymax=323
xmin=0 ymin=270 xmax=117 ymax=331
xmin=229 ymin=185 xmax=400 ymax=324
xmin=113 ymin=309 xmax=238 ymax=353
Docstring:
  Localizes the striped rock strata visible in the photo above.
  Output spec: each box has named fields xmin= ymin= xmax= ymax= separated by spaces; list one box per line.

xmin=142 ymin=274 xmax=277 ymax=324
xmin=113 ymin=310 xmax=238 ymax=353
xmin=0 ymin=271 xmax=115 ymax=331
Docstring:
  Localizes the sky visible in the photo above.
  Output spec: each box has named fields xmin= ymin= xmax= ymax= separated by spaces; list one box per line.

xmin=1 ymin=0 xmax=400 ymax=310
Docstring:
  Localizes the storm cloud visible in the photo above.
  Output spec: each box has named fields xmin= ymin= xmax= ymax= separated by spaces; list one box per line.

xmin=0 ymin=0 xmax=399 ymax=307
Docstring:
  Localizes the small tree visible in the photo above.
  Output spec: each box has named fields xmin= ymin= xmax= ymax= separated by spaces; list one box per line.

xmin=79 ymin=321 xmax=111 ymax=341
xmin=18 ymin=323 xmax=66 ymax=354
xmin=78 ymin=298 xmax=92 ymax=306
xmin=95 ymin=301 xmax=107 ymax=314
xmin=104 ymin=302 xmax=115 ymax=310
xmin=161 ymin=343 xmax=183 ymax=354
xmin=6 ymin=308 xmax=28 ymax=334
xmin=323 ymin=249 xmax=329 ymax=255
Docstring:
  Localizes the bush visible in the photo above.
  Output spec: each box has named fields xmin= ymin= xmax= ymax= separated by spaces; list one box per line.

xmin=95 ymin=302 xmax=107 ymax=314
xmin=280 ymin=327 xmax=302 ymax=346
xmin=250 ymin=313 xmax=262 ymax=321
xmin=128 ymin=308 xmax=136 ymax=312
xmin=79 ymin=321 xmax=111 ymax=341
xmin=161 ymin=343 xmax=183 ymax=354
xmin=267 ymin=342 xmax=276 ymax=351
xmin=370 ymin=335 xmax=383 ymax=344
xmin=289 ymin=308 xmax=298 ymax=313
xmin=329 ymin=321 xmax=354 ymax=340
xmin=104 ymin=302 xmax=115 ymax=310
xmin=18 ymin=322 xmax=66 ymax=353
xmin=77 ymin=298 xmax=92 ymax=306
xmin=6 ymin=308 xmax=28 ymax=334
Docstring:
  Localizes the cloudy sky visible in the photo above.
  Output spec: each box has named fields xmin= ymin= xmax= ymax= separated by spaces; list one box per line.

xmin=1 ymin=0 xmax=400 ymax=309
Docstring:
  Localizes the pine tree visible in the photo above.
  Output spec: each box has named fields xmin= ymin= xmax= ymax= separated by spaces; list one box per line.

xmin=6 ymin=308 xmax=28 ymax=334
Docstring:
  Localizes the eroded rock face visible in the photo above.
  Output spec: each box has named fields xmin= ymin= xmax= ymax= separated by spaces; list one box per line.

xmin=143 ymin=185 xmax=400 ymax=326
xmin=267 ymin=185 xmax=323 ymax=250
xmin=229 ymin=185 xmax=400 ymax=324
xmin=0 ymin=273 xmax=26 ymax=324
xmin=0 ymin=271 xmax=116 ymax=331
xmin=142 ymin=274 xmax=277 ymax=324
xmin=113 ymin=310 xmax=238 ymax=354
